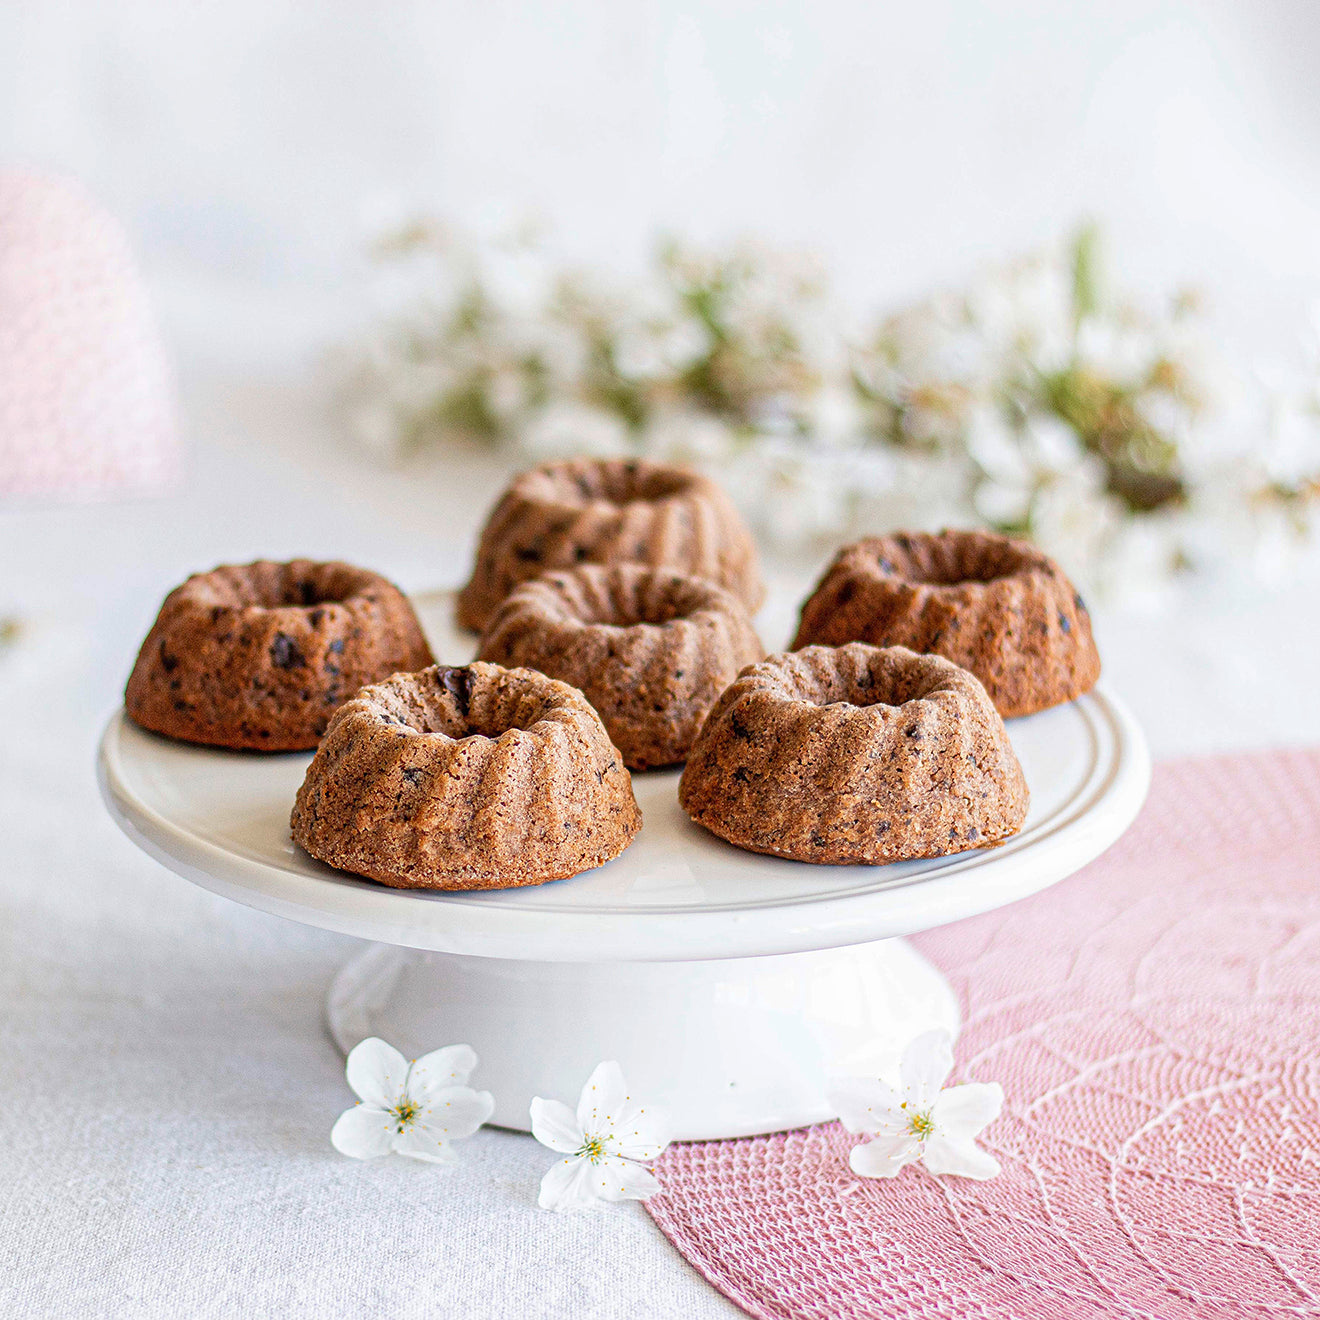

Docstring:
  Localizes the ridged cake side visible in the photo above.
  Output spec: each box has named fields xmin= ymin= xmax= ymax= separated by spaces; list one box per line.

xmin=478 ymin=564 xmax=765 ymax=769
xmin=290 ymin=662 xmax=642 ymax=889
xmin=456 ymin=458 xmax=764 ymax=631
xmin=678 ymin=643 xmax=1029 ymax=865
xmin=125 ymin=560 xmax=434 ymax=751
xmin=792 ymin=530 xmax=1100 ymax=718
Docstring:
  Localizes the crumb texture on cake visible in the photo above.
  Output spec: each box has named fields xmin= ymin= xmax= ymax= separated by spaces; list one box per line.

xmin=678 ymin=643 xmax=1029 ymax=865
xmin=125 ymin=559 xmax=434 ymax=751
xmin=478 ymin=563 xmax=764 ymax=769
xmin=792 ymin=530 xmax=1101 ymax=718
xmin=290 ymin=662 xmax=642 ymax=889
xmin=456 ymin=457 xmax=764 ymax=632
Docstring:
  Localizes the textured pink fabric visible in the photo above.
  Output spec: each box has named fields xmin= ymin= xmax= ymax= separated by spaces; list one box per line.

xmin=0 ymin=171 xmax=177 ymax=499
xmin=648 ymin=750 xmax=1320 ymax=1319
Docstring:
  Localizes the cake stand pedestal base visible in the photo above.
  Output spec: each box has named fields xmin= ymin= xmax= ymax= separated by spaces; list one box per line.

xmin=325 ymin=938 xmax=959 ymax=1141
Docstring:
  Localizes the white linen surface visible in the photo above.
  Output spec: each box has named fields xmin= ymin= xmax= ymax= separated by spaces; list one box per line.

xmin=2 ymin=374 xmax=1317 ymax=1319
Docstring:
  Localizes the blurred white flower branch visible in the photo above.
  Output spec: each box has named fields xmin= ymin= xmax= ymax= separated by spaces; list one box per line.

xmin=345 ymin=218 xmax=1320 ymax=599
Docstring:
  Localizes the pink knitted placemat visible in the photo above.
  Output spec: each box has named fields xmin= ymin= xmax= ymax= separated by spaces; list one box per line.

xmin=647 ymin=749 xmax=1320 ymax=1319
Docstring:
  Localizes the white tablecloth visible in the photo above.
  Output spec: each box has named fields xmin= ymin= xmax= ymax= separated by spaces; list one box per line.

xmin=4 ymin=373 xmax=1318 ymax=1319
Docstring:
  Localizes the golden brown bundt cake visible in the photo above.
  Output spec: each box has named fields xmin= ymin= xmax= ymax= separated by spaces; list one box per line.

xmin=456 ymin=457 xmax=764 ymax=632
xmin=125 ymin=560 xmax=434 ymax=751
xmin=678 ymin=643 xmax=1029 ymax=865
xmin=477 ymin=564 xmax=764 ymax=770
xmin=291 ymin=662 xmax=642 ymax=889
xmin=791 ymin=530 xmax=1100 ymax=718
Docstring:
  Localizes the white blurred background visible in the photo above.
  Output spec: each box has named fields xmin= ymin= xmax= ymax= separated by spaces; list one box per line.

xmin=4 ymin=0 xmax=1320 ymax=373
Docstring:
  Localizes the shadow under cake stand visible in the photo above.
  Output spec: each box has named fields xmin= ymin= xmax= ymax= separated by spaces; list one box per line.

xmin=98 ymin=593 xmax=1149 ymax=1141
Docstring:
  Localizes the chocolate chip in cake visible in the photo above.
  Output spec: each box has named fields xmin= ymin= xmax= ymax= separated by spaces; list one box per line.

xmin=437 ymin=665 xmax=475 ymax=717
xmin=269 ymin=633 xmax=305 ymax=669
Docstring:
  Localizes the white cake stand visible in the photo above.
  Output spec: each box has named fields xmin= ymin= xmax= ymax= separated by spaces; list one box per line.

xmin=98 ymin=593 xmax=1149 ymax=1140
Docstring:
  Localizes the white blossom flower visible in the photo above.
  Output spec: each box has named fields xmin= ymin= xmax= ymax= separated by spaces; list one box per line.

xmin=642 ymin=407 xmax=737 ymax=465
xmin=965 ymin=252 xmax=1073 ymax=377
xmin=806 ymin=385 xmax=867 ymax=449
xmin=530 ymin=1062 xmax=670 ymax=1212
xmin=331 ymin=1037 xmax=494 ymax=1163
xmin=1075 ymin=315 xmax=1158 ymax=387
xmin=724 ymin=437 xmax=852 ymax=548
xmin=613 ymin=312 xmax=711 ymax=380
xmin=343 ymin=216 xmax=1320 ymax=598
xmin=521 ymin=402 xmax=631 ymax=459
xmin=827 ymin=1030 xmax=1003 ymax=1181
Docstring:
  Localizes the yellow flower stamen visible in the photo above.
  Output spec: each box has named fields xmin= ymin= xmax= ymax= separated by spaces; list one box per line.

xmin=578 ymin=1137 xmax=608 ymax=1164
xmin=391 ymin=1099 xmax=421 ymax=1133
xmin=906 ymin=1109 xmax=935 ymax=1139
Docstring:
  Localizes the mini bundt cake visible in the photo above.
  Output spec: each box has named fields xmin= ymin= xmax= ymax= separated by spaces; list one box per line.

xmin=791 ymin=530 xmax=1100 ymax=718
xmin=679 ymin=644 xmax=1029 ymax=865
xmin=477 ymin=564 xmax=764 ymax=770
xmin=291 ymin=662 xmax=642 ymax=889
xmin=456 ymin=457 xmax=764 ymax=632
xmin=125 ymin=560 xmax=434 ymax=751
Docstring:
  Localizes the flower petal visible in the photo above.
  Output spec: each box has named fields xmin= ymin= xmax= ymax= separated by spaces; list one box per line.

xmin=922 ymin=1132 xmax=1001 ymax=1181
xmin=538 ymin=1155 xmax=605 ymax=1212
xmin=570 ymin=1062 xmax=670 ymax=1159
xmin=393 ymin=1118 xmax=459 ymax=1164
xmin=417 ymin=1086 xmax=495 ymax=1141
xmin=932 ymin=1081 xmax=1003 ymax=1140
xmin=406 ymin=1044 xmax=479 ymax=1102
xmin=575 ymin=1060 xmax=630 ymax=1136
xmin=561 ymin=1063 xmax=667 ymax=1160
xmin=344 ymin=1037 xmax=408 ymax=1109
xmin=826 ymin=1075 xmax=907 ymax=1136
xmin=530 ymin=1097 xmax=583 ymax=1154
xmin=589 ymin=1155 xmax=661 ymax=1202
xmin=901 ymin=1030 xmax=954 ymax=1108
xmin=612 ymin=1116 xmax=670 ymax=1164
xmin=330 ymin=1103 xmax=396 ymax=1160
xmin=848 ymin=1134 xmax=924 ymax=1179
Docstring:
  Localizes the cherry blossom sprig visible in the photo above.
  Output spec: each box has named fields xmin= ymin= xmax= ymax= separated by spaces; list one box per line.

xmin=347 ymin=218 xmax=1320 ymax=596
xmin=530 ymin=1062 xmax=671 ymax=1211
xmin=331 ymin=1037 xmax=495 ymax=1163
xmin=827 ymin=1030 xmax=1003 ymax=1181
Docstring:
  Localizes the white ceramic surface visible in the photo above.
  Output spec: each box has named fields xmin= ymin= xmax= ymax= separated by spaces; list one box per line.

xmin=96 ymin=593 xmax=1148 ymax=1136
xmin=326 ymin=938 xmax=961 ymax=1140
xmin=97 ymin=686 xmax=1149 ymax=962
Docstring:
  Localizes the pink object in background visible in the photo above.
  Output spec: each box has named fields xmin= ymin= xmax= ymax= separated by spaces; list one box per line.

xmin=648 ymin=749 xmax=1320 ymax=1319
xmin=0 ymin=170 xmax=177 ymax=500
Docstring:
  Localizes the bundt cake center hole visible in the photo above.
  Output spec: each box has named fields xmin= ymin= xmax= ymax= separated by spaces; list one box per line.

xmin=800 ymin=671 xmax=939 ymax=710
xmin=411 ymin=709 xmax=542 ymax=739
xmin=903 ymin=563 xmax=1017 ymax=586
xmin=547 ymin=463 xmax=692 ymax=508
xmin=403 ymin=666 xmax=554 ymax=741
xmin=884 ymin=538 xmax=1029 ymax=586
xmin=260 ymin=566 xmax=361 ymax=608
xmin=276 ymin=583 xmax=342 ymax=606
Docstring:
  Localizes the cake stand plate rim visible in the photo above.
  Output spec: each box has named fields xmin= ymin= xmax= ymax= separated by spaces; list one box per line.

xmin=96 ymin=680 xmax=1149 ymax=963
